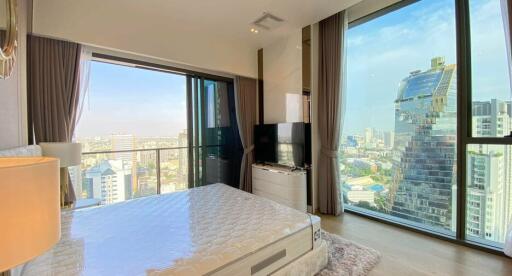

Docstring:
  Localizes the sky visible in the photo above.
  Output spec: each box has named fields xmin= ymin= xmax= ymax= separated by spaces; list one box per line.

xmin=75 ymin=0 xmax=512 ymax=139
xmin=344 ymin=0 xmax=511 ymax=135
xmin=75 ymin=62 xmax=188 ymax=138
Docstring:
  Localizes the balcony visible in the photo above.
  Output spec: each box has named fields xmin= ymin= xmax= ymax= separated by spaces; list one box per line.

xmin=74 ymin=146 xmax=190 ymax=205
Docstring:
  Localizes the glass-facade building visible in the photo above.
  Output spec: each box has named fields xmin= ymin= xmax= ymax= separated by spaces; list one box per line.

xmin=387 ymin=57 xmax=457 ymax=232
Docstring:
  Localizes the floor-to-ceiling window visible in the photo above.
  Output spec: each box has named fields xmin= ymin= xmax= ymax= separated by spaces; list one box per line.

xmin=74 ymin=61 xmax=189 ymax=205
xmin=73 ymin=57 xmax=241 ymax=206
xmin=465 ymin=0 xmax=512 ymax=248
xmin=342 ymin=0 xmax=458 ymax=236
xmin=342 ymin=0 xmax=512 ymax=251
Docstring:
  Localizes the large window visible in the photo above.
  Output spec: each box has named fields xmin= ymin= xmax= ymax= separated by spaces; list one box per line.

xmin=73 ymin=61 xmax=188 ymax=205
xmin=466 ymin=0 xmax=512 ymax=247
xmin=342 ymin=0 xmax=458 ymax=236
xmin=72 ymin=59 xmax=241 ymax=206
xmin=342 ymin=0 xmax=512 ymax=250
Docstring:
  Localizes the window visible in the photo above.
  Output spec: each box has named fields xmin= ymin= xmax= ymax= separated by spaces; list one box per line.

xmin=343 ymin=0 xmax=512 ymax=251
xmin=342 ymin=0 xmax=457 ymax=235
xmin=73 ymin=61 xmax=188 ymax=204
xmin=72 ymin=58 xmax=241 ymax=206
xmin=465 ymin=0 xmax=512 ymax=247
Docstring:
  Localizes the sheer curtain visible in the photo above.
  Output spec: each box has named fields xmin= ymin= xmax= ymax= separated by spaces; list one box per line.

xmin=75 ymin=47 xmax=93 ymax=133
xmin=501 ymin=0 xmax=512 ymax=257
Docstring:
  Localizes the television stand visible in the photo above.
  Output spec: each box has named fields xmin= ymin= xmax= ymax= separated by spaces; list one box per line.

xmin=252 ymin=163 xmax=307 ymax=212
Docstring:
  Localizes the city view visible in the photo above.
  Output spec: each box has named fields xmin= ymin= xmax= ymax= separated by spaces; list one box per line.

xmin=71 ymin=61 xmax=236 ymax=207
xmin=71 ymin=132 xmax=189 ymax=205
xmin=71 ymin=61 xmax=189 ymax=206
xmin=341 ymin=0 xmax=511 ymax=246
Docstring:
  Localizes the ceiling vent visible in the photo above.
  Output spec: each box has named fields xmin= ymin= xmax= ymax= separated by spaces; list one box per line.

xmin=253 ymin=12 xmax=284 ymax=31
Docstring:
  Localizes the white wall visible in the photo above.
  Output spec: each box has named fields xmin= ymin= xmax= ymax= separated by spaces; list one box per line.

xmin=31 ymin=0 xmax=258 ymax=78
xmin=0 ymin=0 xmax=29 ymax=149
xmin=263 ymin=30 xmax=303 ymax=124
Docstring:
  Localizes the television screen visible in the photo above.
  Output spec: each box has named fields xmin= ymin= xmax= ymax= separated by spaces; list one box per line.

xmin=255 ymin=123 xmax=310 ymax=168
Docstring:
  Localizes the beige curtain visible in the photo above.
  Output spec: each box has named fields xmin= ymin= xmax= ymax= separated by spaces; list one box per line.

xmin=234 ymin=76 xmax=257 ymax=192
xmin=317 ymin=11 xmax=347 ymax=216
xmin=27 ymin=35 xmax=82 ymax=206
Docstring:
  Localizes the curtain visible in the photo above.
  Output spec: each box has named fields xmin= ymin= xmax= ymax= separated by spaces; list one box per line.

xmin=27 ymin=35 xmax=83 ymax=206
xmin=234 ymin=76 xmax=257 ymax=192
xmin=317 ymin=11 xmax=347 ymax=216
xmin=501 ymin=0 xmax=512 ymax=257
xmin=76 ymin=47 xmax=93 ymax=127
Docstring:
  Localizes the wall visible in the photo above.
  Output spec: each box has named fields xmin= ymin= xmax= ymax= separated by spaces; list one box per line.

xmin=263 ymin=30 xmax=303 ymax=124
xmin=310 ymin=23 xmax=320 ymax=212
xmin=0 ymin=0 xmax=29 ymax=149
xmin=31 ymin=0 xmax=258 ymax=78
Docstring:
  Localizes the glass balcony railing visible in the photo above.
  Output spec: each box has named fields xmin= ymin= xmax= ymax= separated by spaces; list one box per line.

xmin=70 ymin=147 xmax=189 ymax=206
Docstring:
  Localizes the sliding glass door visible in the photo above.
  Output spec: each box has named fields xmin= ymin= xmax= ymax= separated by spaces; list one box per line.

xmin=188 ymin=76 xmax=242 ymax=189
xmin=342 ymin=0 xmax=512 ymax=252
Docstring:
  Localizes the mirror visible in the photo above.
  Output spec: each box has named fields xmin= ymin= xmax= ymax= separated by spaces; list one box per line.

xmin=0 ymin=0 xmax=17 ymax=79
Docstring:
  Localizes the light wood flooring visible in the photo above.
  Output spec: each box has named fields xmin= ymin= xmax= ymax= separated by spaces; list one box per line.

xmin=319 ymin=213 xmax=512 ymax=276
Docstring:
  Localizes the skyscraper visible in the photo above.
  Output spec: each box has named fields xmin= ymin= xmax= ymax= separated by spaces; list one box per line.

xmin=111 ymin=134 xmax=138 ymax=194
xmin=466 ymin=99 xmax=512 ymax=243
xmin=383 ymin=131 xmax=394 ymax=149
xmin=387 ymin=57 xmax=457 ymax=230
xmin=466 ymin=145 xmax=506 ymax=242
xmin=177 ymin=129 xmax=188 ymax=190
xmin=472 ymin=99 xmax=511 ymax=137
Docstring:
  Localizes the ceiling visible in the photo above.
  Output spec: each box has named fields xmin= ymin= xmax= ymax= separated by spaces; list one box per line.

xmin=34 ymin=0 xmax=361 ymax=47
xmin=32 ymin=0 xmax=362 ymax=77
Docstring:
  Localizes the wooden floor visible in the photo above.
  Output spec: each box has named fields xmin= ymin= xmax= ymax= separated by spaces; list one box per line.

xmin=319 ymin=213 xmax=512 ymax=276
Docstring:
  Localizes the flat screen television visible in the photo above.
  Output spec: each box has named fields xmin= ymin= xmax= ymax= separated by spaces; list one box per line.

xmin=254 ymin=123 xmax=311 ymax=168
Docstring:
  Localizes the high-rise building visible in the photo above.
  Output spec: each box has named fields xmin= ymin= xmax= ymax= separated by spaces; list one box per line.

xmin=177 ymin=129 xmax=188 ymax=190
xmin=466 ymin=145 xmax=506 ymax=242
xmin=387 ymin=57 xmax=457 ymax=230
xmin=364 ymin=128 xmax=374 ymax=147
xmin=111 ymin=134 xmax=138 ymax=194
xmin=383 ymin=131 xmax=394 ymax=149
xmin=84 ymin=160 xmax=130 ymax=205
xmin=472 ymin=99 xmax=511 ymax=137
xmin=467 ymin=99 xmax=512 ymax=243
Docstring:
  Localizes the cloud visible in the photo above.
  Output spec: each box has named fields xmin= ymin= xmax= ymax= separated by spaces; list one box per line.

xmin=343 ymin=0 xmax=510 ymax=136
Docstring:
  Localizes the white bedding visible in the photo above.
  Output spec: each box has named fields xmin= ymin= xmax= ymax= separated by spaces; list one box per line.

xmin=23 ymin=184 xmax=320 ymax=275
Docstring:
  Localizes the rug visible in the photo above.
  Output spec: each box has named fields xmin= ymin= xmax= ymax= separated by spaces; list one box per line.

xmin=318 ymin=230 xmax=381 ymax=276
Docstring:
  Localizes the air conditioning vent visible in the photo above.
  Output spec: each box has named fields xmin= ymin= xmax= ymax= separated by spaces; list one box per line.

xmin=253 ymin=12 xmax=284 ymax=31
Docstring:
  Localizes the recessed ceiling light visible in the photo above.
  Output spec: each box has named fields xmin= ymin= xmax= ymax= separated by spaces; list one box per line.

xmin=250 ymin=28 xmax=259 ymax=34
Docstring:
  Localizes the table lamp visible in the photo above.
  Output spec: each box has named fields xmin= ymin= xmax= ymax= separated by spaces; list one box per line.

xmin=0 ymin=157 xmax=61 ymax=273
xmin=39 ymin=142 xmax=82 ymax=207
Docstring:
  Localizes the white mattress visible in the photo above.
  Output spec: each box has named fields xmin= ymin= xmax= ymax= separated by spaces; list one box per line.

xmin=23 ymin=184 xmax=321 ymax=275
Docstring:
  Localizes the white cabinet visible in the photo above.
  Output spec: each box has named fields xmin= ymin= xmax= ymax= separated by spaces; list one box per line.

xmin=252 ymin=164 xmax=307 ymax=212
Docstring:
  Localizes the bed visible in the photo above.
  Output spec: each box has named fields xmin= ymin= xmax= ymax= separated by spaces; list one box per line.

xmin=19 ymin=183 xmax=327 ymax=275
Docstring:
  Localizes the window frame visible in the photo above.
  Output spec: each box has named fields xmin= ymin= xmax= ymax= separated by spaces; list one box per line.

xmin=343 ymin=0 xmax=511 ymax=256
